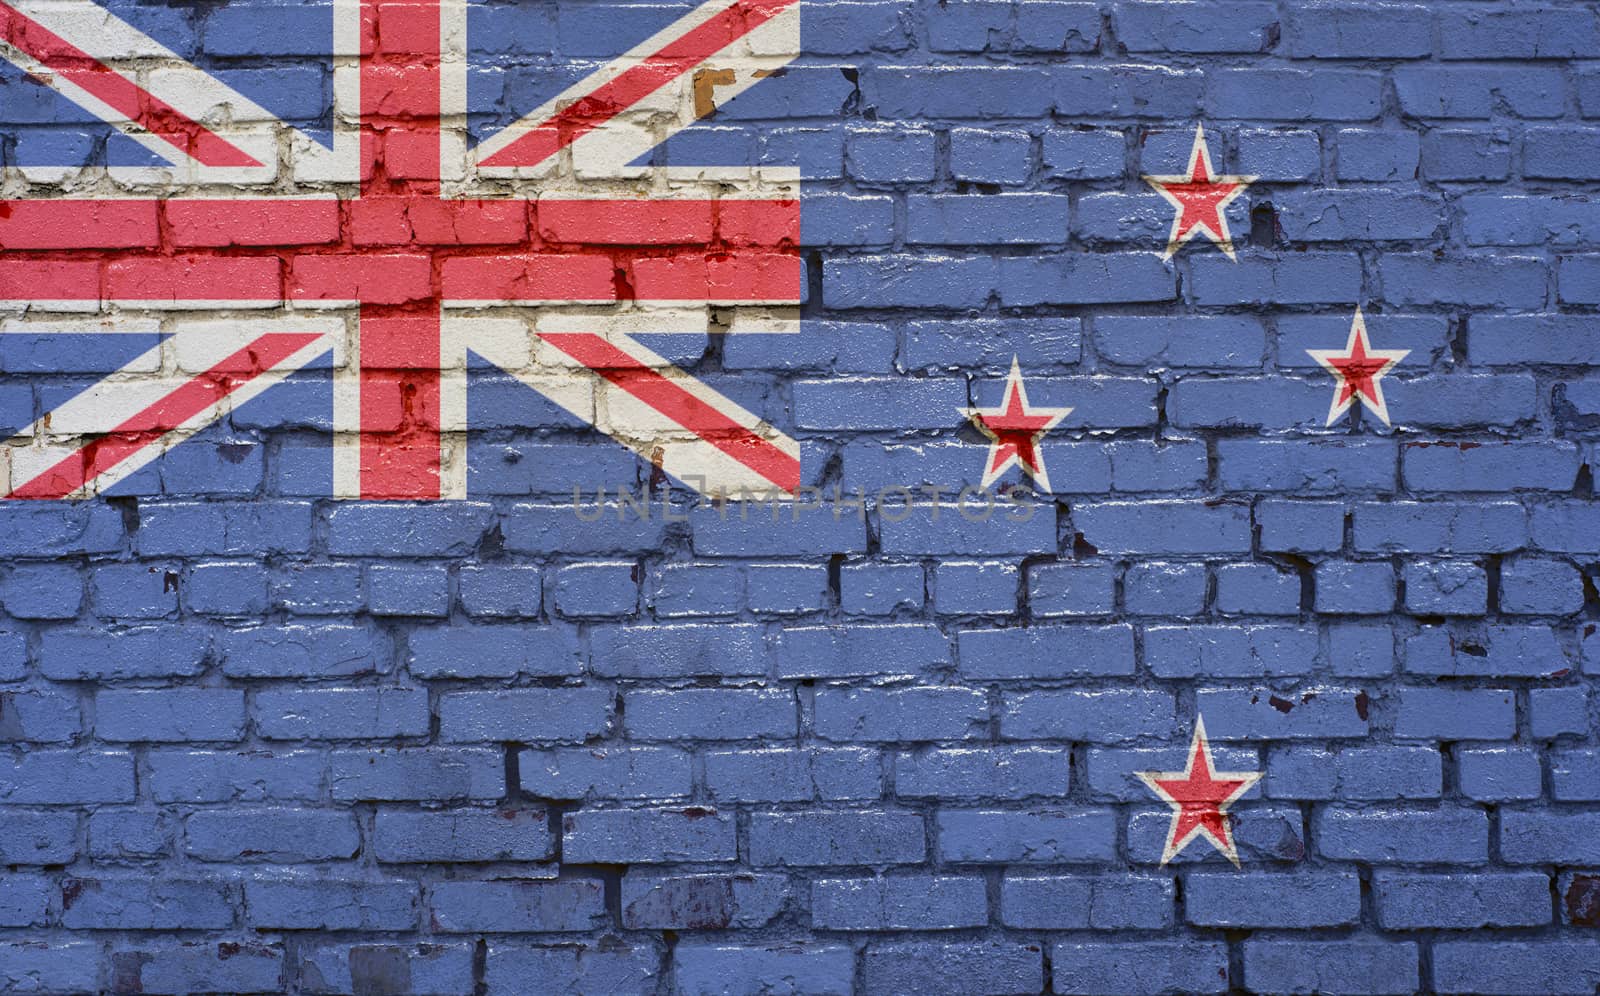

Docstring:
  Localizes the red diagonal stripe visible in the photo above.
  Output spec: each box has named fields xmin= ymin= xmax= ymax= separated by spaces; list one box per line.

xmin=479 ymin=0 xmax=796 ymax=168
xmin=538 ymin=331 xmax=799 ymax=493
xmin=8 ymin=332 xmax=322 ymax=500
xmin=0 ymin=2 xmax=262 ymax=168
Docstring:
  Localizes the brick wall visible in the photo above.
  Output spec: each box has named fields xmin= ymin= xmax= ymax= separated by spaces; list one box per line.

xmin=1 ymin=0 xmax=1599 ymax=993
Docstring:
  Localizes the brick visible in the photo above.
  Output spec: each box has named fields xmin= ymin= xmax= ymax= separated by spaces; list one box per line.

xmin=1125 ymin=562 xmax=1206 ymax=615
xmin=482 ymin=942 xmax=659 ymax=996
xmin=88 ymin=809 xmax=172 ymax=860
xmin=750 ymin=811 xmax=924 ymax=866
xmin=1194 ymin=687 xmax=1370 ymax=739
xmin=863 ymin=941 xmax=1044 ymax=996
xmin=1406 ymin=626 xmax=1574 ymax=678
xmin=220 ymin=625 xmax=389 ymax=679
xmin=39 ymin=626 xmax=207 ymax=680
xmin=1003 ymin=689 xmax=1175 ymax=742
xmin=1433 ymin=942 xmax=1600 ymax=995
xmin=896 ymin=747 xmax=1069 ymax=800
xmin=1501 ymin=811 xmax=1600 ymax=865
xmin=1002 ymin=875 xmax=1173 ymax=930
xmin=148 ymin=749 xmax=322 ymax=804
xmin=1143 ymin=625 xmax=1317 ymax=678
xmin=519 ymin=746 xmax=691 ymax=801
xmin=620 ymin=874 xmax=787 ymax=930
xmin=1289 ymin=3 xmax=1431 ymax=58
xmin=939 ymin=809 xmax=1116 ymax=863
xmin=777 ymin=624 xmax=949 ymax=679
xmin=109 ymin=941 xmax=284 ymax=995
xmin=816 ymin=687 xmax=987 ymax=742
xmin=1375 ymin=871 xmax=1551 ymax=930
xmin=673 ymin=944 xmax=853 ymax=996
xmin=1394 ymin=688 xmax=1516 ymax=740
xmin=1316 ymin=806 xmax=1488 ymax=863
xmin=245 ymin=879 xmax=419 ymax=931
xmin=409 ymin=625 xmax=582 ymax=678
xmin=373 ymin=808 xmax=552 ymax=863
xmin=1073 ymin=500 xmax=1251 ymax=555
xmin=589 ymin=624 xmax=766 ymax=678
xmin=1243 ymin=940 xmax=1418 ymax=996
xmin=254 ymin=687 xmax=427 ymax=741
xmin=1186 ymin=871 xmax=1360 ymax=927
xmin=0 ymin=942 xmax=98 ymax=994
xmin=562 ymin=808 xmax=736 ymax=864
xmin=61 ymin=878 xmax=232 ymax=930
xmin=301 ymin=943 xmax=475 ymax=996
xmin=705 ymin=748 xmax=882 ymax=802
xmin=958 ymin=624 xmax=1135 ymax=678
xmin=0 ymin=751 xmax=134 ymax=804
xmin=811 ymin=875 xmax=988 ymax=930
xmin=439 ymin=689 xmax=611 ymax=743
xmin=1530 ymin=687 xmax=1589 ymax=739
xmin=1053 ymin=942 xmax=1229 ymax=995
xmin=330 ymin=748 xmax=504 ymax=802
xmin=0 ymin=690 xmax=79 ymax=744
xmin=186 ymin=809 xmax=358 ymax=863
xmin=428 ymin=879 xmax=607 ymax=933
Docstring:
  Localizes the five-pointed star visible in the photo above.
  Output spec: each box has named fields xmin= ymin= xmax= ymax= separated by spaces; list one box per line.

xmin=1143 ymin=124 xmax=1256 ymax=260
xmin=1137 ymin=716 xmax=1261 ymax=867
xmin=962 ymin=356 xmax=1072 ymax=491
xmin=1306 ymin=308 xmax=1411 ymax=426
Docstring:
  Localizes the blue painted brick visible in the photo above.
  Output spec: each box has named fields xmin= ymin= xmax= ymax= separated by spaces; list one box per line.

xmin=1258 ymin=500 xmax=1345 ymax=554
xmin=551 ymin=561 xmax=638 ymax=618
xmin=673 ymin=944 xmax=853 ymax=996
xmin=1403 ymin=561 xmax=1489 ymax=615
xmin=1290 ymin=3 xmax=1431 ymax=58
xmin=1406 ymin=625 xmax=1573 ymax=678
xmin=948 ymin=127 xmax=1032 ymax=184
xmin=863 ymin=941 xmax=1044 ymax=996
xmin=1143 ymin=624 xmax=1317 ymax=678
xmin=562 ymin=808 xmax=736 ymax=864
xmin=1318 ymin=806 xmax=1489 ymax=863
xmin=90 ymin=563 xmax=178 ymax=619
xmin=1436 ymin=941 xmax=1600 ymax=995
xmin=0 ymin=691 xmax=79 ymax=744
xmin=1042 ymin=128 xmax=1125 ymax=179
xmin=1336 ymin=746 xmax=1441 ymax=800
xmin=365 ymin=565 xmax=448 ymax=617
xmin=817 ymin=687 xmax=987 ymax=742
xmin=1053 ymin=942 xmax=1229 ymax=996
xmin=878 ymin=503 xmax=1057 ymax=557
xmin=254 ymin=688 xmax=428 ymax=741
xmin=620 ymin=873 xmax=786 ymax=930
xmin=4 ymin=753 xmax=132 ymax=805
xmin=1243 ymin=940 xmax=1419 ymax=996
xmin=1095 ymin=315 xmax=1265 ymax=369
xmin=220 ymin=625 xmax=387 ymax=679
xmin=519 ymin=746 xmax=691 ymax=801
xmin=185 ymin=808 xmax=358 ymax=862
xmin=1107 ymin=440 xmax=1208 ymax=492
xmin=457 ymin=565 xmax=542 ymax=617
xmin=1530 ymin=687 xmax=1588 ymax=739
xmin=908 ymin=193 xmax=1068 ymax=244
xmin=1394 ymin=687 xmax=1515 ymax=740
xmin=1355 ymin=501 xmax=1526 ymax=554
xmin=933 ymin=560 xmax=1018 ymax=615
xmin=428 ymin=880 xmax=606 ymax=934
xmin=87 ymin=810 xmax=172 ymax=860
xmin=1195 ymin=686 xmax=1370 ymax=739
xmin=1027 ymin=563 xmax=1115 ymax=617
xmin=895 ymin=746 xmax=1069 ymax=800
xmin=440 ymin=688 xmax=611 ymax=743
xmin=1117 ymin=1 xmax=1278 ymax=54
xmin=1403 ymin=440 xmax=1581 ymax=493
xmin=59 ymin=878 xmax=230 ymax=931
xmin=812 ymin=875 xmax=987 ymax=930
xmin=1265 ymin=746 xmax=1337 ymax=800
xmin=592 ymin=623 xmax=765 ymax=678
xmin=148 ymin=749 xmax=323 ymax=804
xmin=648 ymin=563 xmax=741 ymax=617
xmin=750 ymin=810 xmax=924 ymax=866
xmin=1500 ymin=811 xmax=1600 ymax=865
xmin=330 ymin=748 xmax=504 ymax=802
xmin=40 ymin=626 xmax=207 ymax=681
xmin=999 ymin=253 xmax=1176 ymax=306
xmin=410 ymin=625 xmax=580 ymax=679
xmin=939 ymin=808 xmax=1116 ymax=863
xmin=303 ymin=943 xmax=475 ymax=994
xmin=958 ymin=624 xmax=1135 ymax=679
xmin=1002 ymin=874 xmax=1174 ymax=930
xmin=0 ymin=943 xmax=97 ymax=993
xmin=96 ymin=689 xmax=243 ymax=743
xmin=1501 ymin=558 xmax=1586 ymax=615
xmin=1207 ymin=68 xmax=1381 ymax=121
xmin=373 ymin=809 xmax=552 ymax=863
xmin=846 ymin=127 xmax=936 ymax=183
xmin=1074 ymin=500 xmax=1250 ymax=555
xmin=705 ymin=747 xmax=881 ymax=802
xmin=271 ymin=564 xmax=362 ymax=614
xmin=1375 ymin=871 xmax=1552 ymax=929
xmin=1186 ymin=871 xmax=1360 ymax=928
xmin=1124 ymin=562 xmax=1206 ymax=615
xmin=746 ymin=564 xmax=827 ymax=614
xmin=626 ymin=689 xmax=794 ymax=740
xmin=902 ymin=317 xmax=1083 ymax=372
xmin=1002 ymin=689 xmax=1174 ymax=742
xmin=1474 ymin=315 xmax=1600 ymax=364
xmin=184 ymin=563 xmax=268 ymax=616
xmin=1 ymin=564 xmax=83 ymax=619
xmin=1423 ymin=129 xmax=1512 ymax=181
xmin=839 ymin=562 xmax=923 ymax=615
xmin=0 ymin=811 xmax=77 ymax=864
xmin=1395 ymin=67 xmax=1565 ymax=119
xmin=1215 ymin=564 xmax=1299 ymax=615
xmin=1217 ymin=439 xmax=1396 ymax=493
xmin=1552 ymin=752 xmax=1600 ymax=802
xmin=1459 ymin=747 xmax=1542 ymax=802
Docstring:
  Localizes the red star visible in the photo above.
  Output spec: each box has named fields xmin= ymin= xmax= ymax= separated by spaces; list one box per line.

xmin=1143 ymin=124 xmax=1255 ymax=260
xmin=1137 ymin=716 xmax=1261 ymax=867
xmin=962 ymin=357 xmax=1071 ymax=491
xmin=1307 ymin=308 xmax=1410 ymax=426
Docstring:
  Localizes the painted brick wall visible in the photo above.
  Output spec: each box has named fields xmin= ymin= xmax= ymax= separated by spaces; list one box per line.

xmin=2 ymin=0 xmax=1600 ymax=994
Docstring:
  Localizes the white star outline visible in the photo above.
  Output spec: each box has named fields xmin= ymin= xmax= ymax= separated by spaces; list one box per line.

xmin=960 ymin=356 xmax=1073 ymax=492
xmin=1306 ymin=307 xmax=1411 ymax=427
xmin=1142 ymin=124 xmax=1257 ymax=261
xmin=1135 ymin=715 xmax=1263 ymax=868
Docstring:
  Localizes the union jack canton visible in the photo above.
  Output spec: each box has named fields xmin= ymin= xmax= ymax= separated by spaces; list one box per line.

xmin=0 ymin=0 xmax=801 ymax=500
